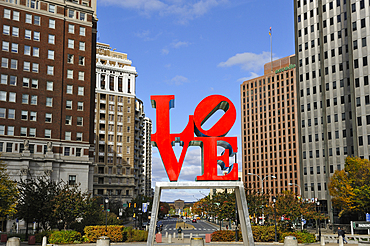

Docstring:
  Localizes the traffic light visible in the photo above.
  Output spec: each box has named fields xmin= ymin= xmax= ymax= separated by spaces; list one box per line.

xmin=134 ymin=203 xmax=136 ymax=208
xmin=129 ymin=203 xmax=131 ymax=208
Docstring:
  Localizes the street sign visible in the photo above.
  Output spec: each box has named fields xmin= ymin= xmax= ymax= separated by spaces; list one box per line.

xmin=354 ymin=221 xmax=370 ymax=229
xmin=123 ymin=204 xmax=128 ymax=208
xmin=142 ymin=203 xmax=148 ymax=213
xmin=366 ymin=213 xmax=370 ymax=222
xmin=302 ymin=219 xmax=306 ymax=225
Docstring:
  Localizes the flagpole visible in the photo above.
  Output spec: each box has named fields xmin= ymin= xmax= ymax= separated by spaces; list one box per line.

xmin=270 ymin=27 xmax=272 ymax=72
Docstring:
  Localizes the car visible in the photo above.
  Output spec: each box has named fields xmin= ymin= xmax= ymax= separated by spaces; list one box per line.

xmin=192 ymin=219 xmax=197 ymax=223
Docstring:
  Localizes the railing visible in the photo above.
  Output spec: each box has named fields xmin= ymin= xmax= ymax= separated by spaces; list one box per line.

xmin=319 ymin=234 xmax=370 ymax=244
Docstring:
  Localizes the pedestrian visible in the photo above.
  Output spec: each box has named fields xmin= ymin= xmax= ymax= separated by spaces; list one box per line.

xmin=338 ymin=227 xmax=348 ymax=244
xmin=177 ymin=227 xmax=182 ymax=234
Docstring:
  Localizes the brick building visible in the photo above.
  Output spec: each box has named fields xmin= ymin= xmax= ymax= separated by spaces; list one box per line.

xmin=0 ymin=0 xmax=97 ymax=193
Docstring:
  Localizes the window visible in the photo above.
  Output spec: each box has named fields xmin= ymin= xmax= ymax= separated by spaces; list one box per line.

xmin=24 ymin=45 xmax=31 ymax=55
xmin=69 ymin=175 xmax=76 ymax=185
xmin=77 ymin=102 xmax=83 ymax=111
xmin=23 ymin=61 xmax=30 ymax=71
xmin=46 ymin=81 xmax=53 ymax=91
xmin=48 ymin=34 xmax=55 ymax=44
xmin=79 ymin=56 xmax=85 ymax=66
xmin=79 ymin=27 xmax=85 ymax=36
xmin=45 ymin=129 xmax=51 ymax=138
xmin=78 ymin=87 xmax=84 ymax=95
xmin=33 ymin=47 xmax=39 ymax=57
xmin=363 ymin=38 xmax=367 ymax=47
xmin=68 ymin=9 xmax=74 ymax=18
xmin=34 ymin=16 xmax=40 ymax=25
xmin=11 ymin=43 xmax=18 ymax=53
xmin=79 ymin=12 xmax=85 ymax=21
xmin=65 ymin=115 xmax=72 ymax=125
xmin=32 ymin=63 xmax=39 ymax=73
xmin=25 ymin=29 xmax=31 ymax=39
xmin=49 ymin=4 xmax=55 ymax=13
xmin=64 ymin=147 xmax=70 ymax=155
xmin=48 ymin=50 xmax=54 ymax=60
xmin=33 ymin=31 xmax=40 ymax=41
xmin=29 ymin=128 xmax=35 ymax=137
xmin=65 ymin=100 xmax=72 ymax=110
xmin=8 ymin=109 xmax=15 ymax=119
xmin=30 ymin=95 xmax=37 ymax=105
xmin=65 ymin=131 xmax=71 ymax=140
xmin=79 ymin=42 xmax=85 ymax=51
xmin=78 ymin=71 xmax=84 ymax=80
xmin=47 ymin=66 xmax=54 ymax=75
xmin=354 ymin=40 xmax=358 ymax=50
xmin=0 ymin=108 xmax=5 ymax=118
xmin=68 ymin=24 xmax=74 ymax=33
xmin=2 ymin=41 xmax=9 ymax=52
xmin=10 ymin=59 xmax=17 ymax=69
xmin=30 ymin=111 xmax=36 ymax=121
xmin=12 ymin=27 xmax=19 ymax=37
xmin=353 ymin=21 xmax=357 ymax=31
xmin=67 ymin=70 xmax=73 ymax=79
xmin=49 ymin=19 xmax=55 ymax=29
xmin=3 ymin=25 xmax=10 ymax=35
xmin=13 ymin=11 xmax=19 ymax=21
xmin=45 ymin=113 xmax=52 ymax=123
xmin=77 ymin=117 xmax=83 ymax=126
xmin=0 ymin=75 xmax=7 ymax=85
xmin=7 ymin=126 xmax=14 ymax=136
xmin=20 ymin=127 xmax=27 ymax=136
xmin=31 ymin=79 xmax=38 ymax=89
xmin=46 ymin=97 xmax=53 ymax=107
xmin=76 ymin=132 xmax=82 ymax=141
xmin=3 ymin=9 xmax=10 ymax=19
xmin=1 ymin=58 xmax=8 ymax=68
xmin=8 ymin=76 xmax=16 ymax=86
xmin=0 ymin=126 xmax=4 ymax=135
xmin=25 ymin=13 xmax=32 ymax=24
xmin=67 ymin=54 xmax=74 ymax=64
xmin=22 ymin=94 xmax=29 ymax=104
xmin=68 ymin=39 xmax=74 ymax=49
xmin=66 ymin=85 xmax=73 ymax=94
xmin=8 ymin=92 xmax=15 ymax=102
xmin=21 ymin=111 xmax=28 ymax=120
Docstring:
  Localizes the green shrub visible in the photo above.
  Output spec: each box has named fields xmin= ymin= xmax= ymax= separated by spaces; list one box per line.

xmin=211 ymin=230 xmax=235 ymax=242
xmin=212 ymin=226 xmax=285 ymax=242
xmin=126 ymin=228 xmax=147 ymax=242
xmin=35 ymin=231 xmax=53 ymax=243
xmin=84 ymin=225 xmax=125 ymax=242
xmin=279 ymin=231 xmax=316 ymax=243
xmin=48 ymin=230 xmax=82 ymax=244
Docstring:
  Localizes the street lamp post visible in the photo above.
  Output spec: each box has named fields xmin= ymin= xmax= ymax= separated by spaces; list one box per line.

xmin=247 ymin=173 xmax=276 ymax=224
xmin=288 ymin=182 xmax=303 ymax=231
xmin=105 ymin=198 xmax=109 ymax=232
xmin=272 ymin=196 xmax=277 ymax=242
xmin=317 ymin=201 xmax=321 ymax=240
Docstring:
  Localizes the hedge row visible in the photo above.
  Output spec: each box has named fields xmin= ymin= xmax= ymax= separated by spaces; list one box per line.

xmin=211 ymin=226 xmax=315 ymax=243
xmin=84 ymin=226 xmax=147 ymax=243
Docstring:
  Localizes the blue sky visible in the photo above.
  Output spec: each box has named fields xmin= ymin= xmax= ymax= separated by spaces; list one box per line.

xmin=97 ymin=0 xmax=295 ymax=202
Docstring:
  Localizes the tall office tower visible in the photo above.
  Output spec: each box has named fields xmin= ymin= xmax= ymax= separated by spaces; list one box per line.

xmin=240 ymin=56 xmax=300 ymax=195
xmin=143 ymin=117 xmax=152 ymax=197
xmin=0 ymin=0 xmax=97 ymax=191
xmin=94 ymin=43 xmax=147 ymax=203
xmin=294 ymin=0 xmax=369 ymax=222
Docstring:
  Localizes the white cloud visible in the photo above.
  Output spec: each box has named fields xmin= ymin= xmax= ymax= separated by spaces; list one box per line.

xmin=99 ymin=0 xmax=228 ymax=24
xmin=237 ymin=72 xmax=259 ymax=82
xmin=171 ymin=40 xmax=190 ymax=48
xmin=161 ymin=48 xmax=169 ymax=55
xmin=218 ymin=51 xmax=279 ymax=72
xmin=168 ymin=75 xmax=189 ymax=85
xmin=134 ymin=29 xmax=163 ymax=41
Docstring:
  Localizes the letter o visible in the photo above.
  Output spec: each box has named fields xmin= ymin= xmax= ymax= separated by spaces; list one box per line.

xmin=193 ymin=95 xmax=236 ymax=137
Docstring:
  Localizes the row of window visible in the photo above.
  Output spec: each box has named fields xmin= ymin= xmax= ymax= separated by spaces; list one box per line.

xmin=302 ymin=147 xmax=350 ymax=159
xmin=3 ymin=4 xmax=88 ymax=23
xmin=95 ymin=189 xmax=131 ymax=196
xmin=0 ymin=90 xmax=84 ymax=104
xmin=0 ymin=125 xmax=83 ymax=140
xmin=97 ymin=156 xmax=130 ymax=165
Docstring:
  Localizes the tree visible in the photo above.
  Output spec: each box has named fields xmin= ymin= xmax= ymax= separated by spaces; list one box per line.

xmin=0 ymin=159 xmax=17 ymax=231
xmin=329 ymin=156 xmax=370 ymax=219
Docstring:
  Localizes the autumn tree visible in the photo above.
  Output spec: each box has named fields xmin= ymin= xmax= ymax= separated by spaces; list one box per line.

xmin=0 ymin=160 xmax=17 ymax=231
xmin=329 ymin=156 xmax=370 ymax=219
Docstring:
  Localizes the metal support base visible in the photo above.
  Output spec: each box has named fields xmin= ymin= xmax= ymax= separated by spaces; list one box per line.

xmin=147 ymin=181 xmax=255 ymax=246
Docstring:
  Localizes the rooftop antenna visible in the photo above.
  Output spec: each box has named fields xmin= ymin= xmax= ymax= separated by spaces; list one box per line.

xmin=269 ymin=27 xmax=272 ymax=72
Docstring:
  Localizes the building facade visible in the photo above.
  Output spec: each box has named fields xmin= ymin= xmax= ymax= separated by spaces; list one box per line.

xmin=240 ymin=55 xmax=300 ymax=195
xmin=143 ymin=117 xmax=152 ymax=197
xmin=294 ymin=0 xmax=369 ymax=222
xmin=0 ymin=0 xmax=97 ymax=191
xmin=94 ymin=43 xmax=149 ymax=203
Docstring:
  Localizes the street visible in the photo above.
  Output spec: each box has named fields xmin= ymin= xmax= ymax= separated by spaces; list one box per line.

xmin=158 ymin=218 xmax=219 ymax=238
